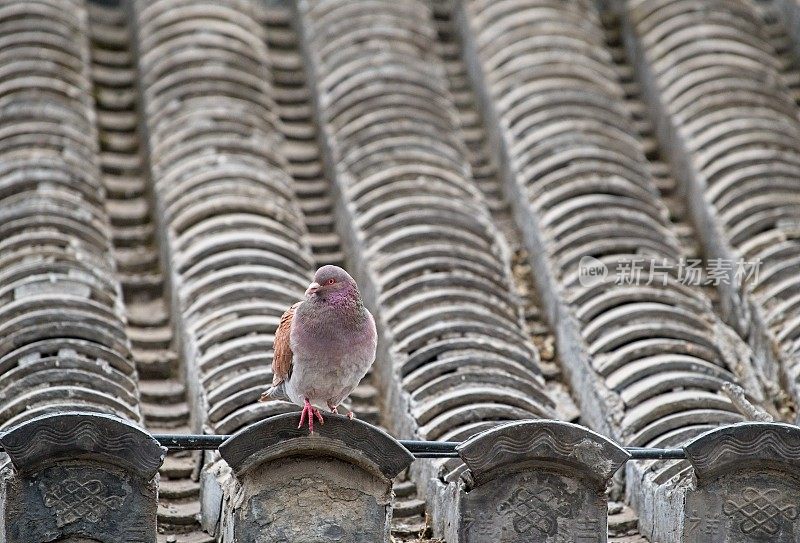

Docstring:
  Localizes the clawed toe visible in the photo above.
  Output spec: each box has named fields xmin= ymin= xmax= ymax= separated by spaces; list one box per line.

xmin=312 ymin=402 xmax=355 ymax=421
xmin=299 ymin=399 xmax=323 ymax=432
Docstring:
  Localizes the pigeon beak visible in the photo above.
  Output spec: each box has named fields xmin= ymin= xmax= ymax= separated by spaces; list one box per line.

xmin=305 ymin=282 xmax=320 ymax=297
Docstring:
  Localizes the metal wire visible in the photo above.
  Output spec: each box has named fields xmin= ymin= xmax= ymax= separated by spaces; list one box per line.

xmin=0 ymin=432 xmax=687 ymax=459
xmin=147 ymin=434 xmax=687 ymax=459
xmin=625 ymin=447 xmax=686 ymax=460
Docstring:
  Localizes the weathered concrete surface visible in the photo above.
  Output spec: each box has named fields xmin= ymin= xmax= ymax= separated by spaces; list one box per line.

xmin=681 ymin=423 xmax=800 ymax=542
xmin=224 ymin=457 xmax=392 ymax=543
xmin=207 ymin=413 xmax=413 ymax=542
xmin=453 ymin=420 xmax=630 ymax=543
xmin=0 ymin=413 xmax=165 ymax=543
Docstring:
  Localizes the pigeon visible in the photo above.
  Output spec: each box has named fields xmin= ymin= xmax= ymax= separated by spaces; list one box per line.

xmin=260 ymin=265 xmax=377 ymax=432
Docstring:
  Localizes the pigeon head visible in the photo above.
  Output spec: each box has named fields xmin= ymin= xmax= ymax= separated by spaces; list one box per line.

xmin=305 ymin=265 xmax=358 ymax=302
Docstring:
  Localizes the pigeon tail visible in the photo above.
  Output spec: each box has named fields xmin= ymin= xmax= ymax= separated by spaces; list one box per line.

xmin=259 ymin=382 xmax=290 ymax=402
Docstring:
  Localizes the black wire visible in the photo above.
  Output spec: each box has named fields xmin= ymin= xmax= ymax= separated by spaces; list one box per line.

xmin=152 ymin=434 xmax=225 ymax=450
xmin=146 ymin=434 xmax=687 ymax=459
xmin=625 ymin=447 xmax=686 ymax=460
xmin=0 ymin=431 xmax=688 ymax=459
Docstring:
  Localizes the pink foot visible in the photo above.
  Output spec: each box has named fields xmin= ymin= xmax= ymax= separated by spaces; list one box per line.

xmin=313 ymin=407 xmax=324 ymax=426
xmin=298 ymin=399 xmax=324 ymax=432
xmin=328 ymin=403 xmax=339 ymax=415
xmin=347 ymin=411 xmax=355 ymax=420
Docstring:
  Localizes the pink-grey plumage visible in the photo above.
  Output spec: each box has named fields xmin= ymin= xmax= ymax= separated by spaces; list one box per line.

xmin=260 ymin=265 xmax=377 ymax=432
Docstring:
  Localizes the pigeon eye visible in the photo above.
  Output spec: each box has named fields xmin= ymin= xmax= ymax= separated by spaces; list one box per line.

xmin=327 ymin=278 xmax=335 ymax=285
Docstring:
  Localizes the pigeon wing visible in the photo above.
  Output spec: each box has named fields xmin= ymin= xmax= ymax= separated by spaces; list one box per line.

xmin=272 ymin=301 xmax=301 ymax=386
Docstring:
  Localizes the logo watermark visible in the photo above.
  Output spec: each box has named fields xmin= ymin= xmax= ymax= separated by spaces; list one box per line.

xmin=577 ymin=257 xmax=761 ymax=288
xmin=578 ymin=256 xmax=609 ymax=287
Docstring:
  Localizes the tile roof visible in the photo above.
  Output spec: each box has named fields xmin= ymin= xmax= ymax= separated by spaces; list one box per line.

xmin=2 ymin=0 xmax=800 ymax=541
